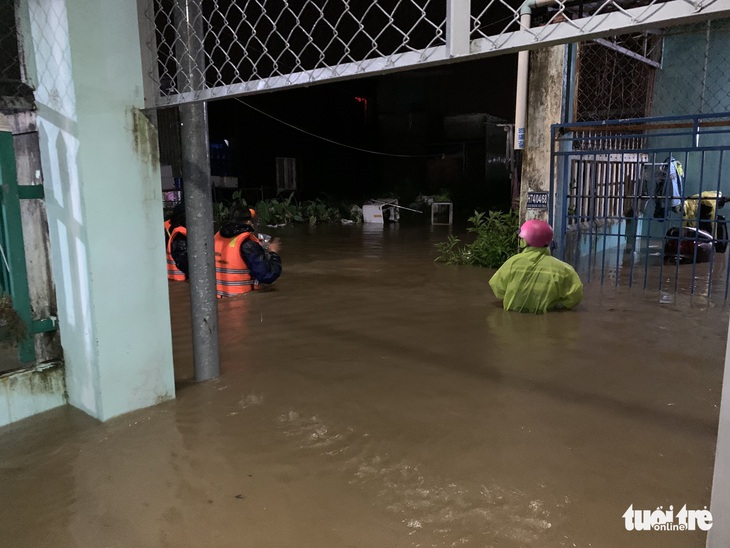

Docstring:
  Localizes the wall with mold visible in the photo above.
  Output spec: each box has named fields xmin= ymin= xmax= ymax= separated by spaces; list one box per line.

xmin=0 ymin=363 xmax=65 ymax=427
xmin=9 ymin=0 xmax=176 ymax=423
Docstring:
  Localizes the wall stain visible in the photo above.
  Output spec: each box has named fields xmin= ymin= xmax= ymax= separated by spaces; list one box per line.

xmin=129 ymin=107 xmax=160 ymax=167
xmin=0 ymin=361 xmax=66 ymax=427
xmin=0 ymin=361 xmax=65 ymax=396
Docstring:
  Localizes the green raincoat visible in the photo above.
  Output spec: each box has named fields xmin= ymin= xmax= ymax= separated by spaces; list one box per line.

xmin=683 ymin=191 xmax=723 ymax=238
xmin=489 ymin=247 xmax=583 ymax=314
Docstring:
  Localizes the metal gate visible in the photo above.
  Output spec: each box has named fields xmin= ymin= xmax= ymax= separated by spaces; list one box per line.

xmin=0 ymin=126 xmax=57 ymax=364
xmin=553 ymin=113 xmax=730 ymax=299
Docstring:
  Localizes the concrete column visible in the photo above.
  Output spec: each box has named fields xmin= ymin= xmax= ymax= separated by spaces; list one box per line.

xmin=520 ymin=45 xmax=568 ymax=225
xmin=17 ymin=0 xmax=175 ymax=420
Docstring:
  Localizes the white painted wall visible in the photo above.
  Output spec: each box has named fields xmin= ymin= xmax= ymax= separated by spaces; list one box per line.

xmin=16 ymin=0 xmax=175 ymax=421
xmin=0 ymin=364 xmax=66 ymax=426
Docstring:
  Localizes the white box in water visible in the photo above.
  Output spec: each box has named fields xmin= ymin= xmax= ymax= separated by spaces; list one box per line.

xmin=363 ymin=204 xmax=385 ymax=223
xmin=363 ymin=199 xmax=399 ymax=223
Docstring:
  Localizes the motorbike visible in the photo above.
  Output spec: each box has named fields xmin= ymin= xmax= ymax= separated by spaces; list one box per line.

xmin=663 ymin=192 xmax=728 ymax=263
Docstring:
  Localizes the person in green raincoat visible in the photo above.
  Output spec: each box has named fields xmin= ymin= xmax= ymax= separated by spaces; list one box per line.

xmin=489 ymin=220 xmax=583 ymax=314
xmin=683 ymin=191 xmax=727 ymax=239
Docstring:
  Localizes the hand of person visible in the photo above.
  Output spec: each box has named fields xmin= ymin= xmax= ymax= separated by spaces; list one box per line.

xmin=268 ymin=238 xmax=281 ymax=254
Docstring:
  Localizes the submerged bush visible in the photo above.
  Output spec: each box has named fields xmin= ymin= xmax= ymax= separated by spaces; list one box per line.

xmin=435 ymin=210 xmax=519 ymax=268
xmin=213 ymin=191 xmax=362 ymax=228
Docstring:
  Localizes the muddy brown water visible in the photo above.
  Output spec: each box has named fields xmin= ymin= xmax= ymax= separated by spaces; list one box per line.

xmin=0 ymin=223 xmax=727 ymax=547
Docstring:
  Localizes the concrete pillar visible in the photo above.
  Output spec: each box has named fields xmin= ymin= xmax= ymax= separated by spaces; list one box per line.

xmin=17 ymin=0 xmax=175 ymax=420
xmin=520 ymin=45 xmax=568 ymax=225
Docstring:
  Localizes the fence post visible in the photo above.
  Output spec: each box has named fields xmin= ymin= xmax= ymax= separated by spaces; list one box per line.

xmin=446 ymin=0 xmax=471 ymax=57
xmin=175 ymin=0 xmax=220 ymax=381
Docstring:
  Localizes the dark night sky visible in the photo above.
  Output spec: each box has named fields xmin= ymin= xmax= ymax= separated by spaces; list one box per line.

xmin=207 ymin=53 xmax=517 ymax=210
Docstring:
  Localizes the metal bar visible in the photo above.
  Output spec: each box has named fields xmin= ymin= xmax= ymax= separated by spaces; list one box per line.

xmin=177 ymin=0 xmax=220 ymax=382
xmin=592 ymin=38 xmax=662 ymax=69
xmin=17 ymin=185 xmax=44 ymax=200
xmin=700 ymin=21 xmax=712 ymax=115
xmin=656 ymin=152 xmax=668 ymax=293
xmin=557 ymin=114 xmax=730 ymax=132
xmin=561 ymin=110 xmax=730 ymax=127
xmin=587 ymin=155 xmax=597 ymax=283
xmin=31 ymin=317 xmax=57 ymax=334
xmin=643 ymin=152 xmax=658 ymax=292
xmin=554 ymin=128 xmax=730 ymax=147
xmin=155 ymin=45 xmax=449 ymax=107
xmin=136 ymin=0 xmax=162 ymax=110
xmin=614 ymin=154 xmax=626 ymax=288
xmin=600 ymin=161 xmax=609 ymax=284
xmin=717 ymin=150 xmax=730 ymax=299
xmin=628 ymin=155 xmax=641 ymax=290
xmin=0 ymin=216 xmax=10 ymax=293
xmin=549 ymin=125 xmax=556 ymax=229
xmin=0 ymin=130 xmax=35 ymax=363
xmin=446 ymin=0 xmax=470 ymax=57
xmin=470 ymin=0 xmax=730 ymax=56
xmin=693 ymin=149 xmax=708 ymax=295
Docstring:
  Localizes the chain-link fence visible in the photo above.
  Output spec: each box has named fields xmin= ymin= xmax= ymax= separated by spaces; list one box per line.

xmin=148 ymin=0 xmax=446 ymax=102
xmin=575 ymin=19 xmax=730 ymax=123
xmin=570 ymin=19 xmax=730 ymax=155
xmin=0 ymin=0 xmax=33 ymax=111
xmin=144 ymin=0 xmax=722 ymax=107
xmin=471 ymin=0 xmax=664 ymax=45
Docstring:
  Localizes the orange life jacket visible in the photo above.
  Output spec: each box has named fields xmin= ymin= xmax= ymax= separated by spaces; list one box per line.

xmin=166 ymin=226 xmax=187 ymax=281
xmin=214 ymin=231 xmax=260 ymax=297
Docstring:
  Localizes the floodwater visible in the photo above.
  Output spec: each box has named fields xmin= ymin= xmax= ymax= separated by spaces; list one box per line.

xmin=0 ymin=223 xmax=728 ymax=548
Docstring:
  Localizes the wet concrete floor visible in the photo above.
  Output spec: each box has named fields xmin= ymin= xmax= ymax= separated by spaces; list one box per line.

xmin=0 ymin=223 xmax=728 ymax=547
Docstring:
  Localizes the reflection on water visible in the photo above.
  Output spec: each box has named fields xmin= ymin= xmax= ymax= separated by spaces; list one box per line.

xmin=580 ymin=241 xmax=730 ymax=305
xmin=0 ymin=223 xmax=726 ymax=548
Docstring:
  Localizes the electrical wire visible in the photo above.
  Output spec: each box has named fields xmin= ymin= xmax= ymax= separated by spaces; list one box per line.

xmin=234 ymin=97 xmax=445 ymax=159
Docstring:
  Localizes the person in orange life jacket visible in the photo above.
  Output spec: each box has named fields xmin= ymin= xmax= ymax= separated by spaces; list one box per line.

xmin=214 ymin=205 xmax=282 ymax=297
xmin=166 ymin=206 xmax=188 ymax=281
xmin=164 ymin=218 xmax=172 ymax=246
xmin=164 ymin=203 xmax=185 ymax=246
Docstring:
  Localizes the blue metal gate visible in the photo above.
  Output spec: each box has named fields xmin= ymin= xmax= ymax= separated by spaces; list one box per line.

xmin=552 ymin=113 xmax=730 ymax=299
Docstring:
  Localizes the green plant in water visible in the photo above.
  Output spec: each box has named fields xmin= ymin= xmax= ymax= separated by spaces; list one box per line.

xmin=434 ymin=188 xmax=451 ymax=202
xmin=255 ymin=192 xmax=298 ymax=226
xmin=215 ymin=190 xmax=363 ymax=227
xmin=213 ymin=190 xmax=248 ymax=230
xmin=435 ymin=209 xmax=519 ymax=268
